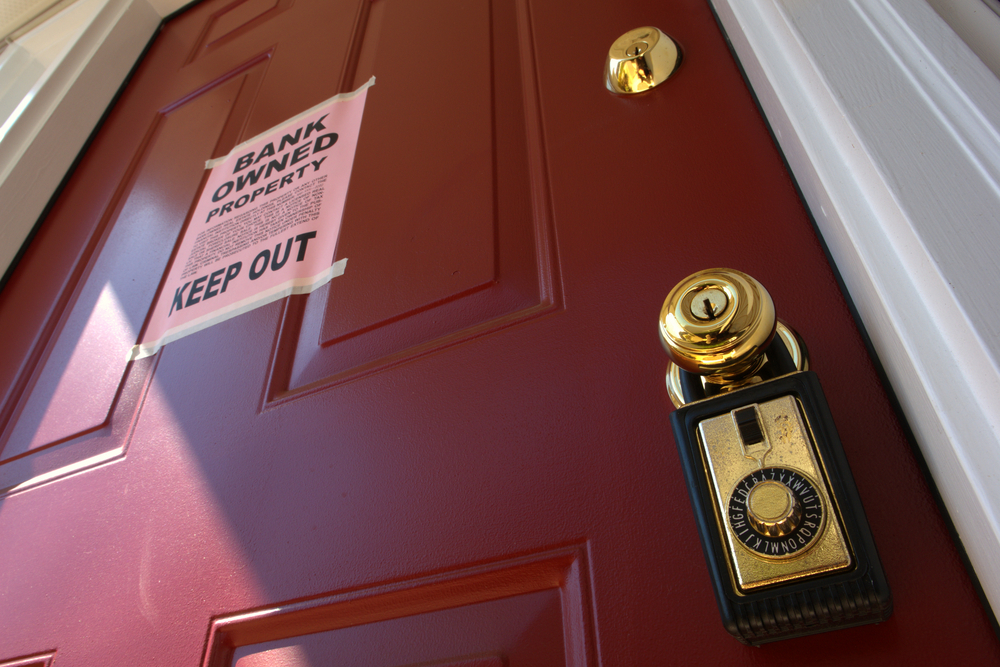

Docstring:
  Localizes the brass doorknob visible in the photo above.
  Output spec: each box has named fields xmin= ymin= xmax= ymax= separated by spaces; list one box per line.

xmin=606 ymin=27 xmax=682 ymax=94
xmin=658 ymin=268 xmax=776 ymax=382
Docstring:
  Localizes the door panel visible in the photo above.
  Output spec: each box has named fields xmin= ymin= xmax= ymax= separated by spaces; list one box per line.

xmin=4 ymin=66 xmax=262 ymax=457
xmin=278 ymin=0 xmax=556 ymax=393
xmin=0 ymin=0 xmax=997 ymax=665
xmin=214 ymin=546 xmax=589 ymax=666
xmin=189 ymin=0 xmax=295 ymax=62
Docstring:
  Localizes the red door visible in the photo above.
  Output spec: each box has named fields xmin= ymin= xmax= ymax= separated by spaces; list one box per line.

xmin=0 ymin=0 xmax=996 ymax=664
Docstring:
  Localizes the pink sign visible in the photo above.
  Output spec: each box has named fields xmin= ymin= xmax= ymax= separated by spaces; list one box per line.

xmin=129 ymin=78 xmax=374 ymax=360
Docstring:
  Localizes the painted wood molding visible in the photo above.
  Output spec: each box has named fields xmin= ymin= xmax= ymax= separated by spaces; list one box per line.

xmin=925 ymin=0 xmax=1000 ymax=79
xmin=0 ymin=0 xmax=160 ymax=281
xmin=712 ymin=0 xmax=1000 ymax=614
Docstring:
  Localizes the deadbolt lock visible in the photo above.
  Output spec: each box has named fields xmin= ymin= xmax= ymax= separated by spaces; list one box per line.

xmin=606 ymin=27 xmax=682 ymax=94
xmin=661 ymin=268 xmax=891 ymax=644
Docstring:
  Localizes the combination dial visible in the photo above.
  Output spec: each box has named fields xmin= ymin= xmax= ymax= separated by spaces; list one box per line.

xmin=727 ymin=467 xmax=825 ymax=559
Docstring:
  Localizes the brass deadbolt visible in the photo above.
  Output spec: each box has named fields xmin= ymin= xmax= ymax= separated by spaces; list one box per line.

xmin=606 ymin=27 xmax=682 ymax=94
xmin=659 ymin=268 xmax=777 ymax=381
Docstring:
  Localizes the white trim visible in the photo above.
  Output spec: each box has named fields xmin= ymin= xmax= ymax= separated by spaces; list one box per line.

xmin=148 ymin=0 xmax=188 ymax=17
xmin=925 ymin=0 xmax=1000 ymax=79
xmin=713 ymin=0 xmax=1000 ymax=613
xmin=0 ymin=0 xmax=160 ymax=280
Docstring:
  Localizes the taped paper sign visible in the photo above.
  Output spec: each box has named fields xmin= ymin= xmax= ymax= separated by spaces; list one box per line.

xmin=129 ymin=77 xmax=374 ymax=360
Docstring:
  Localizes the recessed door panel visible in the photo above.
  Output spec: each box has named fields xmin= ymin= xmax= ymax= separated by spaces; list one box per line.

xmin=214 ymin=547 xmax=588 ymax=667
xmin=270 ymin=0 xmax=557 ymax=396
xmin=0 ymin=56 xmax=275 ymax=492
xmin=1 ymin=68 xmax=254 ymax=457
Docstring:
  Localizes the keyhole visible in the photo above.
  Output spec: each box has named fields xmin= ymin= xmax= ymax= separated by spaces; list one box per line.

xmin=626 ymin=42 xmax=648 ymax=57
xmin=689 ymin=287 xmax=729 ymax=321
xmin=702 ymin=298 xmax=717 ymax=318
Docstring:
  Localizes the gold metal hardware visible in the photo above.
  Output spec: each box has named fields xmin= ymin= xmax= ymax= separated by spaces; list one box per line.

xmin=606 ymin=27 xmax=682 ymax=94
xmin=664 ymin=322 xmax=807 ymax=408
xmin=661 ymin=269 xmax=852 ymax=589
xmin=697 ymin=395 xmax=853 ymax=591
xmin=746 ymin=480 xmax=801 ymax=538
xmin=659 ymin=268 xmax=891 ymax=639
xmin=659 ymin=268 xmax=777 ymax=382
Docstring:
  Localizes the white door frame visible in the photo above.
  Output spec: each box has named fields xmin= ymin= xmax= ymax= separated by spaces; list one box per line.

xmin=3 ymin=0 xmax=1000 ymax=615
xmin=713 ymin=0 xmax=1000 ymax=617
